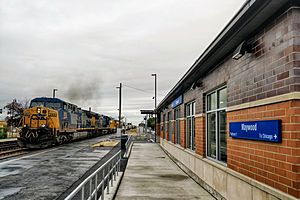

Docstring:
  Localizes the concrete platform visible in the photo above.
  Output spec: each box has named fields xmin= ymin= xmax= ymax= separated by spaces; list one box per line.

xmin=115 ymin=143 xmax=215 ymax=200
xmin=0 ymin=138 xmax=17 ymax=143
xmin=0 ymin=134 xmax=117 ymax=200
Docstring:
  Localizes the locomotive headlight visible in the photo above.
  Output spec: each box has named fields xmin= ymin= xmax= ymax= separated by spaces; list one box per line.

xmin=41 ymin=124 xmax=46 ymax=128
xmin=37 ymin=108 xmax=41 ymax=114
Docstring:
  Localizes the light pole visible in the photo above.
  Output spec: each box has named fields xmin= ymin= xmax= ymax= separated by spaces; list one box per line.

xmin=151 ymin=73 xmax=157 ymax=142
xmin=116 ymin=83 xmax=122 ymax=129
xmin=53 ymin=89 xmax=58 ymax=98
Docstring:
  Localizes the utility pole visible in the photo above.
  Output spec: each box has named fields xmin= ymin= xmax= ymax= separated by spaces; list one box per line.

xmin=152 ymin=73 xmax=157 ymax=142
xmin=144 ymin=115 xmax=147 ymax=134
xmin=116 ymin=83 xmax=122 ymax=129
xmin=53 ymin=89 xmax=58 ymax=98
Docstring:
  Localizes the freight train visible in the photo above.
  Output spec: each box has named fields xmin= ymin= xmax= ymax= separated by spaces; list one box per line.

xmin=18 ymin=97 xmax=118 ymax=148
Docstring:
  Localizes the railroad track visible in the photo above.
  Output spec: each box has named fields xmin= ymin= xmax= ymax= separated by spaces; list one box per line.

xmin=0 ymin=139 xmax=19 ymax=151
xmin=0 ymin=148 xmax=28 ymax=159
xmin=0 ymin=139 xmax=28 ymax=159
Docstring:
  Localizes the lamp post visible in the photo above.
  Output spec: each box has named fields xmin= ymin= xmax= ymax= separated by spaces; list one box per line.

xmin=53 ymin=89 xmax=58 ymax=98
xmin=116 ymin=83 xmax=122 ymax=129
xmin=151 ymin=73 xmax=157 ymax=142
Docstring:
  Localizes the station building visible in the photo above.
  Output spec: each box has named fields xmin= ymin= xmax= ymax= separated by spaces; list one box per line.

xmin=156 ymin=0 xmax=300 ymax=199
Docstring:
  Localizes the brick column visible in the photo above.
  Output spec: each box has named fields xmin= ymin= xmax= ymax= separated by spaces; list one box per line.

xmin=165 ymin=122 xmax=169 ymax=141
xmin=195 ymin=116 xmax=206 ymax=156
xmin=156 ymin=124 xmax=160 ymax=138
xmin=172 ymin=121 xmax=176 ymax=143
xmin=159 ymin=123 xmax=164 ymax=139
xmin=180 ymin=119 xmax=186 ymax=148
xmin=174 ymin=121 xmax=177 ymax=144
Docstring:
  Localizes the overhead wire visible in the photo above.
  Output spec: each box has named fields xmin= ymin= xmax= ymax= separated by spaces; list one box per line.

xmin=123 ymin=83 xmax=165 ymax=97
xmin=123 ymin=84 xmax=152 ymax=95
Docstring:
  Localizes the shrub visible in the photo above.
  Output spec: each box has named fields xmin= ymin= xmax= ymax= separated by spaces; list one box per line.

xmin=0 ymin=128 xmax=7 ymax=139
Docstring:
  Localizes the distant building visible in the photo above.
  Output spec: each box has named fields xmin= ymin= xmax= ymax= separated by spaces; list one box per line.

xmin=0 ymin=121 xmax=7 ymax=138
xmin=0 ymin=120 xmax=7 ymax=128
xmin=156 ymin=1 xmax=300 ymax=199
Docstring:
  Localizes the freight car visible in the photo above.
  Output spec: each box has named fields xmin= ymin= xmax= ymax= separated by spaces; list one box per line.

xmin=18 ymin=97 xmax=117 ymax=148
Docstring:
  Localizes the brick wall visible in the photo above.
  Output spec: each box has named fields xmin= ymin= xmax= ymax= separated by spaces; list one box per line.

xmin=166 ymin=121 xmax=169 ymax=141
xmin=190 ymin=8 xmax=300 ymax=109
xmin=159 ymin=123 xmax=164 ymax=139
xmin=195 ymin=116 xmax=206 ymax=156
xmin=227 ymin=100 xmax=300 ymax=198
xmin=156 ymin=124 xmax=160 ymax=138
xmin=184 ymin=87 xmax=204 ymax=115
xmin=226 ymin=8 xmax=300 ymax=107
xmin=180 ymin=119 xmax=186 ymax=148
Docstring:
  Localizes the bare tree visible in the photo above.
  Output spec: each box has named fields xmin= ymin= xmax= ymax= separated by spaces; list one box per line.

xmin=4 ymin=99 xmax=25 ymax=128
xmin=20 ymin=98 xmax=30 ymax=109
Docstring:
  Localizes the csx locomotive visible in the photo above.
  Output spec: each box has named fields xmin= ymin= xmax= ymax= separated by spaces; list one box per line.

xmin=18 ymin=97 xmax=118 ymax=148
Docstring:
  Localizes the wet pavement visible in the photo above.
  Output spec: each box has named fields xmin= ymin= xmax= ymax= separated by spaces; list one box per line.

xmin=0 ymin=135 xmax=116 ymax=200
xmin=115 ymin=143 xmax=215 ymax=200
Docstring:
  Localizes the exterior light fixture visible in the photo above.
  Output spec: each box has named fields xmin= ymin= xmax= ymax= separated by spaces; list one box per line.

xmin=232 ymin=41 xmax=252 ymax=60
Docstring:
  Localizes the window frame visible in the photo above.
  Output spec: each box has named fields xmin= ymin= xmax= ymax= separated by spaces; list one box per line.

xmin=168 ymin=111 xmax=172 ymax=141
xmin=185 ymin=101 xmax=195 ymax=151
xmin=206 ymin=86 xmax=227 ymax=164
xmin=174 ymin=107 xmax=180 ymax=144
xmin=163 ymin=114 xmax=166 ymax=139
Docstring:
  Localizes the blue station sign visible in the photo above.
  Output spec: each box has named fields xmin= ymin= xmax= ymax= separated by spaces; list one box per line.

xmin=229 ymin=120 xmax=281 ymax=143
xmin=171 ymin=95 xmax=183 ymax=108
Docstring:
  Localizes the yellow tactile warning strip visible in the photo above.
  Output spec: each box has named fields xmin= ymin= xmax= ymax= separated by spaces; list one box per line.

xmin=127 ymin=128 xmax=137 ymax=136
xmin=92 ymin=140 xmax=119 ymax=147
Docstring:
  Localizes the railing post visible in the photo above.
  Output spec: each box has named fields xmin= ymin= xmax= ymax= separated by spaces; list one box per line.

xmin=95 ymin=173 xmax=97 ymax=200
xmin=113 ymin=165 xmax=116 ymax=181
xmin=107 ymin=166 xmax=110 ymax=194
xmin=119 ymin=153 xmax=121 ymax=172
xmin=113 ymin=158 xmax=116 ymax=181
xmin=111 ymin=162 xmax=113 ymax=187
xmin=116 ymin=159 xmax=119 ymax=176
xmin=101 ymin=170 xmax=105 ymax=200
xmin=89 ymin=179 xmax=92 ymax=198
xmin=81 ymin=187 xmax=85 ymax=200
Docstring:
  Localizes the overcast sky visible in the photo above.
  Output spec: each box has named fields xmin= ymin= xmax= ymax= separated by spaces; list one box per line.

xmin=0 ymin=0 xmax=245 ymax=124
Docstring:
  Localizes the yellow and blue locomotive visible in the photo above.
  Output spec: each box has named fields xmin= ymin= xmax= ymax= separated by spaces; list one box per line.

xmin=18 ymin=97 xmax=117 ymax=148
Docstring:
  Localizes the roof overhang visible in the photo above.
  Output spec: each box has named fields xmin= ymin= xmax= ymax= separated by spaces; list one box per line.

xmin=157 ymin=0 xmax=296 ymax=111
xmin=140 ymin=110 xmax=155 ymax=114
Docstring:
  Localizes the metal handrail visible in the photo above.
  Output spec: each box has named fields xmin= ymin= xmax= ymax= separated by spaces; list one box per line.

xmin=65 ymin=150 xmax=121 ymax=200
xmin=124 ymin=135 xmax=133 ymax=158
xmin=125 ymin=135 xmax=132 ymax=150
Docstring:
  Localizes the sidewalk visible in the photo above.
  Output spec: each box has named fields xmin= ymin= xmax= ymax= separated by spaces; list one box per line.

xmin=115 ymin=143 xmax=215 ymax=200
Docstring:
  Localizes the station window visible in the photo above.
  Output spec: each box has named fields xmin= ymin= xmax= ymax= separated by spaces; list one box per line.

xmin=168 ymin=111 xmax=173 ymax=141
xmin=174 ymin=107 xmax=180 ymax=144
xmin=163 ymin=114 xmax=167 ymax=139
xmin=206 ymin=87 xmax=227 ymax=163
xmin=186 ymin=101 xmax=195 ymax=150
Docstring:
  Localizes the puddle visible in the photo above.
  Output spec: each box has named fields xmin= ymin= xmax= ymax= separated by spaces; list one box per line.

xmin=0 ymin=167 xmax=23 ymax=177
xmin=158 ymin=174 xmax=188 ymax=181
xmin=0 ymin=187 xmax=23 ymax=199
xmin=0 ymin=164 xmax=31 ymax=178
